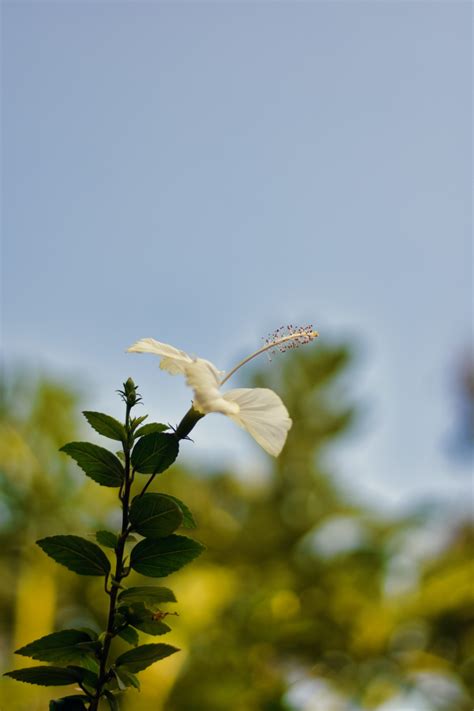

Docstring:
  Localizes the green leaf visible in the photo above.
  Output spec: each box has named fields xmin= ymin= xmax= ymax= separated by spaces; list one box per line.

xmin=112 ymin=667 xmax=140 ymax=690
xmin=95 ymin=530 xmax=118 ymax=549
xmin=103 ymin=690 xmax=120 ymax=711
xmin=15 ymin=629 xmax=99 ymax=664
xmin=49 ymin=696 xmax=88 ymax=710
xmin=131 ymin=433 xmax=179 ymax=475
xmin=129 ymin=494 xmax=183 ymax=538
xmin=4 ymin=666 xmax=81 ymax=686
xmin=133 ymin=619 xmax=170 ymax=637
xmin=162 ymin=495 xmax=197 ymax=529
xmin=130 ymin=535 xmax=205 ymax=578
xmin=135 ymin=422 xmax=168 ymax=438
xmin=115 ymin=643 xmax=179 ymax=673
xmin=60 ymin=442 xmax=124 ymax=487
xmin=75 ymin=654 xmax=100 ymax=673
xmin=117 ymin=626 xmax=139 ymax=646
xmin=118 ymin=586 xmax=176 ymax=607
xmin=66 ymin=666 xmax=98 ymax=689
xmin=76 ymin=627 xmax=98 ymax=640
xmin=130 ymin=414 xmax=148 ymax=432
xmin=82 ymin=411 xmax=126 ymax=442
xmin=37 ymin=536 xmax=111 ymax=576
xmin=118 ymin=603 xmax=171 ymax=636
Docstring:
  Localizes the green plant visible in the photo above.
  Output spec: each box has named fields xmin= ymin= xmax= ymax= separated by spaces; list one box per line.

xmin=5 ymin=327 xmax=318 ymax=709
xmin=5 ymin=377 xmax=204 ymax=710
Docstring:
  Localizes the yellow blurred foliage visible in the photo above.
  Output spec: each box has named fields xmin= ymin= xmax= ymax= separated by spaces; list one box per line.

xmin=1 ymin=356 xmax=472 ymax=711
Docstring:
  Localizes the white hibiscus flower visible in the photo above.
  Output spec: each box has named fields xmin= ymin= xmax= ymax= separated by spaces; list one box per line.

xmin=128 ymin=326 xmax=318 ymax=457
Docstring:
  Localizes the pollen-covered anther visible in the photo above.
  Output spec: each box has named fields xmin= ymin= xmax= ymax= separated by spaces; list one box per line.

xmin=266 ymin=324 xmax=319 ymax=352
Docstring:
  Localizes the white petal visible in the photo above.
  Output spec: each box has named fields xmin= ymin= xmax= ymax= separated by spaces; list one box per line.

xmin=127 ymin=338 xmax=193 ymax=374
xmin=223 ymin=388 xmax=292 ymax=456
xmin=185 ymin=360 xmax=239 ymax=416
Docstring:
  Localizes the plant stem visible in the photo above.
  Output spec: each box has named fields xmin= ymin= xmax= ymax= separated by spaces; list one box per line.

xmin=89 ymin=398 xmax=201 ymax=709
xmin=89 ymin=402 xmax=133 ymax=711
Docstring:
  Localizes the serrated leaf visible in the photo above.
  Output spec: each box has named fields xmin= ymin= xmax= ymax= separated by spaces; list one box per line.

xmin=129 ymin=494 xmax=183 ymax=538
xmin=95 ymin=531 xmax=118 ymax=549
xmin=49 ymin=695 xmax=88 ymax=710
xmin=130 ymin=535 xmax=205 ymax=578
xmin=4 ymin=666 xmax=81 ymax=686
xmin=118 ymin=586 xmax=176 ymax=607
xmin=118 ymin=603 xmax=171 ymax=636
xmin=15 ymin=629 xmax=98 ymax=664
xmin=103 ymin=690 xmax=120 ymax=711
xmin=134 ymin=422 xmax=168 ymax=438
xmin=131 ymin=433 xmax=178 ymax=475
xmin=83 ymin=411 xmax=126 ymax=442
xmin=117 ymin=626 xmax=139 ymax=646
xmin=162 ymin=495 xmax=197 ymax=529
xmin=115 ymin=643 xmax=178 ymax=673
xmin=112 ymin=667 xmax=140 ymax=690
xmin=37 ymin=536 xmax=111 ymax=576
xmin=60 ymin=442 xmax=124 ymax=487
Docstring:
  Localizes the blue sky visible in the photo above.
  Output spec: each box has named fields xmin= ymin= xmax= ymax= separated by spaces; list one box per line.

xmin=2 ymin=1 xmax=472 ymax=511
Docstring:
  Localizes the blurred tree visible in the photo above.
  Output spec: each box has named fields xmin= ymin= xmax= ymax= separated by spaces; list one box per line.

xmin=164 ymin=342 xmax=473 ymax=711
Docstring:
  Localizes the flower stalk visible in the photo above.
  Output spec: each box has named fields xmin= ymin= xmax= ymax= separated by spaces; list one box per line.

xmin=89 ymin=399 xmax=134 ymax=710
xmin=174 ymin=407 xmax=205 ymax=441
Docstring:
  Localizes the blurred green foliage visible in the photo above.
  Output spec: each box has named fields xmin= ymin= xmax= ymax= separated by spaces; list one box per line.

xmin=0 ymin=344 xmax=472 ymax=711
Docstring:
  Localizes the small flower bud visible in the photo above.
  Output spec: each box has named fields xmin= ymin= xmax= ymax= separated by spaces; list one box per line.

xmin=124 ymin=377 xmax=136 ymax=397
xmin=118 ymin=378 xmax=141 ymax=406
